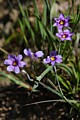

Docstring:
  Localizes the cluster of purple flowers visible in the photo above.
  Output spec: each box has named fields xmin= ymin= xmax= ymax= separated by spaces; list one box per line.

xmin=4 ymin=49 xmax=44 ymax=74
xmin=53 ymin=13 xmax=73 ymax=41
xmin=4 ymin=49 xmax=62 ymax=74
xmin=4 ymin=13 xmax=74 ymax=74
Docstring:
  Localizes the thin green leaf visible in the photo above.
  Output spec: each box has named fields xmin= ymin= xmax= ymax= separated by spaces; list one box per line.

xmin=42 ymin=1 xmax=47 ymax=25
xmin=33 ymin=0 xmax=39 ymax=17
xmin=0 ymin=72 xmax=32 ymax=90
xmin=25 ymin=10 xmax=35 ymax=40
xmin=19 ymin=20 xmax=28 ymax=45
xmin=18 ymin=1 xmax=25 ymax=16
xmin=57 ymin=63 xmax=73 ymax=77
xmin=6 ymin=33 xmax=19 ymax=45
xmin=57 ymin=75 xmax=70 ymax=90
xmin=38 ymin=21 xmax=47 ymax=39
xmin=66 ymin=80 xmax=72 ymax=91
xmin=45 ymin=0 xmax=51 ymax=11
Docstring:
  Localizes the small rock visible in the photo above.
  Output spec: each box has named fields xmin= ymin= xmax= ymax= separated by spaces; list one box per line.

xmin=10 ymin=9 xmax=19 ymax=22
xmin=4 ymin=22 xmax=12 ymax=34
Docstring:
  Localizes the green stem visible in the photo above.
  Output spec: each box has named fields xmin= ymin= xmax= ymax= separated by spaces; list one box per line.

xmin=53 ymin=66 xmax=73 ymax=106
xmin=0 ymin=47 xmax=9 ymax=54
xmin=25 ymin=99 xmax=79 ymax=106
xmin=36 ymin=66 xmax=53 ymax=81
xmin=58 ymin=41 xmax=61 ymax=54
xmin=39 ymin=81 xmax=62 ymax=97
xmin=36 ymin=77 xmax=78 ymax=109
xmin=62 ymin=41 xmax=69 ymax=56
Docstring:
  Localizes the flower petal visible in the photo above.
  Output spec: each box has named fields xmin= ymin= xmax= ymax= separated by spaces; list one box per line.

xmin=61 ymin=37 xmax=65 ymax=41
xmin=7 ymin=65 xmax=14 ymax=72
xmin=59 ymin=13 xmax=64 ymax=19
xmin=65 ymin=23 xmax=69 ymax=27
xmin=8 ymin=55 xmax=15 ymax=60
xmin=56 ymin=55 xmax=62 ymax=59
xmin=54 ymin=18 xmax=57 ymax=21
xmin=43 ymin=56 xmax=50 ymax=64
xmin=35 ymin=51 xmax=44 ymax=58
xmin=63 ymin=29 xmax=70 ymax=33
xmin=53 ymin=23 xmax=57 ymax=26
xmin=56 ymin=33 xmax=61 ymax=38
xmin=19 ymin=61 xmax=26 ymax=68
xmin=55 ymin=55 xmax=62 ymax=63
xmin=14 ymin=66 xmax=20 ymax=74
xmin=24 ymin=49 xmax=33 ymax=57
xmin=51 ymin=61 xmax=55 ymax=66
xmin=66 ymin=37 xmax=72 ymax=41
xmin=57 ymin=28 xmax=63 ymax=33
xmin=16 ymin=54 xmax=22 ymax=61
xmin=50 ymin=51 xmax=57 ymax=56
xmin=66 ymin=16 xmax=70 ymax=21
xmin=69 ymin=33 xmax=74 ymax=36
xmin=4 ymin=60 xmax=12 ymax=65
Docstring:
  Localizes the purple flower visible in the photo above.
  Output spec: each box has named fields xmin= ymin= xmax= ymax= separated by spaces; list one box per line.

xmin=4 ymin=54 xmax=26 ymax=74
xmin=43 ymin=51 xmax=62 ymax=66
xmin=56 ymin=29 xmax=73 ymax=41
xmin=53 ymin=13 xmax=70 ymax=29
xmin=24 ymin=49 xmax=33 ymax=58
xmin=24 ymin=49 xmax=44 ymax=59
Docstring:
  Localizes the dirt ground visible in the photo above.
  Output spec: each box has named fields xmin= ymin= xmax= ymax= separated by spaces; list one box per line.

xmin=0 ymin=85 xmax=73 ymax=120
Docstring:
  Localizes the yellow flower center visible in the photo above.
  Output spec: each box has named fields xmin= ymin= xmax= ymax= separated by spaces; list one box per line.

xmin=13 ymin=61 xmax=17 ymax=66
xmin=50 ymin=56 xmax=55 ymax=61
xmin=62 ymin=34 xmax=66 ymax=38
xmin=60 ymin=21 xmax=64 ymax=25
